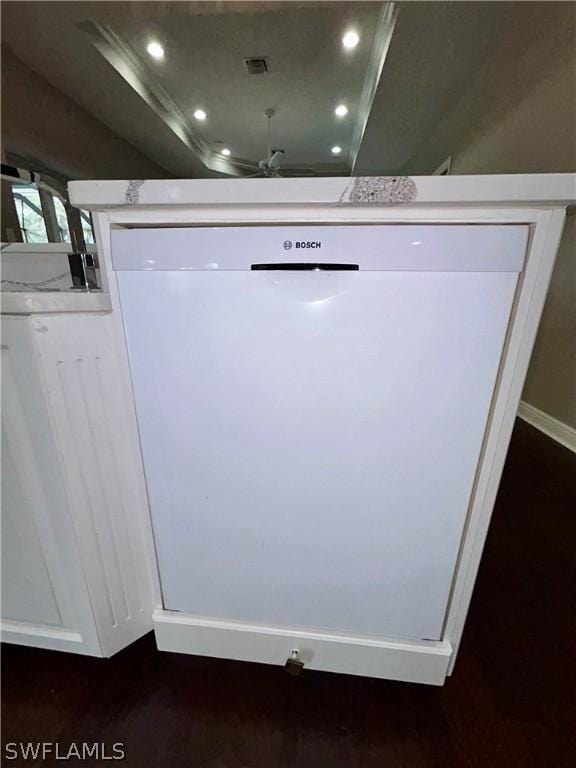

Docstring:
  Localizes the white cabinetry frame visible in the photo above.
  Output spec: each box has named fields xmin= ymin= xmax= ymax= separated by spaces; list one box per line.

xmin=10 ymin=173 xmax=564 ymax=683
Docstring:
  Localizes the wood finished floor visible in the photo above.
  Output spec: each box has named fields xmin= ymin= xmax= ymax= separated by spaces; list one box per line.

xmin=2 ymin=419 xmax=575 ymax=767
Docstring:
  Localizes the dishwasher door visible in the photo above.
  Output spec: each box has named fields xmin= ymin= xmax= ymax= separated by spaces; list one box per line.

xmin=113 ymin=225 xmax=525 ymax=642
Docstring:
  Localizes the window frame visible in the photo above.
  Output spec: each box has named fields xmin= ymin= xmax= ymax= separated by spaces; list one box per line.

xmin=4 ymin=163 xmax=95 ymax=248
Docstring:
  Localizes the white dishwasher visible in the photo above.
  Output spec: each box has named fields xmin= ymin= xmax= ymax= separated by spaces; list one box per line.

xmin=112 ymin=225 xmax=525 ymax=654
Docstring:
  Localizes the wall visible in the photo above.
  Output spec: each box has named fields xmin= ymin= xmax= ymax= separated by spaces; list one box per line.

xmin=403 ymin=3 xmax=576 ymax=429
xmin=1 ymin=46 xmax=167 ymax=182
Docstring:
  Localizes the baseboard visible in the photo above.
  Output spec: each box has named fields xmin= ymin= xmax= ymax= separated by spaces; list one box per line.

xmin=153 ymin=609 xmax=452 ymax=686
xmin=517 ymin=401 xmax=576 ymax=454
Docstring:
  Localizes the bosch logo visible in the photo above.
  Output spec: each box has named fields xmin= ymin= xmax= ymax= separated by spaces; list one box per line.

xmin=296 ymin=241 xmax=321 ymax=249
xmin=283 ymin=240 xmax=322 ymax=250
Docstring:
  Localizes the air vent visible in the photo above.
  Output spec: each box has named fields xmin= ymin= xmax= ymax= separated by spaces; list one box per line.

xmin=244 ymin=57 xmax=270 ymax=75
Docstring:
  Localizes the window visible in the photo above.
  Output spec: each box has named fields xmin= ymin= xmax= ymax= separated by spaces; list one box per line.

xmin=80 ymin=209 xmax=95 ymax=245
xmin=8 ymin=180 xmax=95 ymax=247
xmin=54 ymin=196 xmax=71 ymax=242
xmin=12 ymin=184 xmax=48 ymax=243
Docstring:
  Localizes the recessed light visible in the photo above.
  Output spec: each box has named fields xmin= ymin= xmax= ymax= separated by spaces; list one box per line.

xmin=193 ymin=109 xmax=207 ymax=121
xmin=411 ymin=240 xmax=423 ymax=246
xmin=342 ymin=30 xmax=360 ymax=50
xmin=146 ymin=41 xmax=164 ymax=60
xmin=335 ymin=104 xmax=348 ymax=118
xmin=331 ymin=145 xmax=342 ymax=155
xmin=221 ymin=148 xmax=231 ymax=157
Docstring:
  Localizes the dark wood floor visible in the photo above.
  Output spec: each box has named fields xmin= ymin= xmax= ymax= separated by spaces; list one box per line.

xmin=3 ymin=420 xmax=575 ymax=767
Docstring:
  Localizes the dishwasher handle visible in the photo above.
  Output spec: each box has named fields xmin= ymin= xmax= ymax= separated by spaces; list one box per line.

xmin=251 ymin=263 xmax=359 ymax=271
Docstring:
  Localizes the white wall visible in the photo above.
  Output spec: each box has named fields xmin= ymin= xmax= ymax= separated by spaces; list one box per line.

xmin=404 ymin=3 xmax=576 ymax=429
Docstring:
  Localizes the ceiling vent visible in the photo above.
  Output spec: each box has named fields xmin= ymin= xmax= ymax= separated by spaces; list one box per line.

xmin=244 ymin=57 xmax=270 ymax=75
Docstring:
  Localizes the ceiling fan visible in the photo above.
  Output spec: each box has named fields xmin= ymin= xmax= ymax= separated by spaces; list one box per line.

xmin=247 ymin=109 xmax=315 ymax=178
xmin=247 ymin=108 xmax=285 ymax=177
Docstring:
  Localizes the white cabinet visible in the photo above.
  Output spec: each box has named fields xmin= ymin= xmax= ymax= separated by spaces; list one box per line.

xmin=75 ymin=174 xmax=571 ymax=684
xmin=1 ymin=316 xmax=100 ymax=653
xmin=0 ymin=313 xmax=155 ymax=656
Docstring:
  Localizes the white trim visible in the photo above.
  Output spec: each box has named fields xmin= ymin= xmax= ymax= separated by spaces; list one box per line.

xmin=153 ymin=609 xmax=452 ymax=686
xmin=92 ymin=212 xmax=164 ymax=613
xmin=105 ymin=206 xmax=547 ymax=228
xmin=0 ymin=620 xmax=99 ymax=656
xmin=517 ymin=401 xmax=576 ymax=453
xmin=444 ymin=208 xmax=567 ymax=673
xmin=1 ymin=292 xmax=111 ymax=314
xmin=0 ymin=620 xmax=82 ymax=643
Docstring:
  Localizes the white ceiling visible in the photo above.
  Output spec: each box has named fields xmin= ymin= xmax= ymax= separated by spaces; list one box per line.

xmin=1 ymin=1 xmax=558 ymax=179
xmin=110 ymin=2 xmax=384 ymax=169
